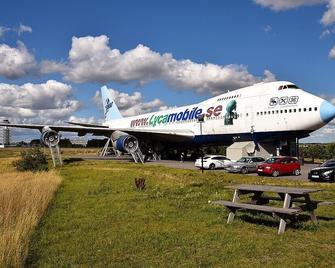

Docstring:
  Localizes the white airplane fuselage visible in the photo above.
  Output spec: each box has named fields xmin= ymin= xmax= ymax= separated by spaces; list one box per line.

xmin=104 ymin=81 xmax=334 ymax=147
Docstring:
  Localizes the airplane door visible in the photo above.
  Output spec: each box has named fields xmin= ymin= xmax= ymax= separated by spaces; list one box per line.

xmin=245 ymin=105 xmax=255 ymax=132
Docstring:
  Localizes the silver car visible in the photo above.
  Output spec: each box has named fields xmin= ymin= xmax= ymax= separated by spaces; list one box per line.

xmin=226 ymin=156 xmax=265 ymax=174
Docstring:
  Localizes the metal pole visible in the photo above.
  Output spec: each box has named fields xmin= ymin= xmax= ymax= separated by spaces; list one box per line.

xmin=197 ymin=114 xmax=205 ymax=174
xmin=200 ymin=121 xmax=203 ymax=173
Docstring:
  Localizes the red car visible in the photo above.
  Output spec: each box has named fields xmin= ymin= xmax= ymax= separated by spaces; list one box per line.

xmin=257 ymin=156 xmax=301 ymax=177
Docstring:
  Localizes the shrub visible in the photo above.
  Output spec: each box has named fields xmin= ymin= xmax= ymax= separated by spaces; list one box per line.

xmin=13 ymin=148 xmax=48 ymax=172
xmin=135 ymin=177 xmax=146 ymax=190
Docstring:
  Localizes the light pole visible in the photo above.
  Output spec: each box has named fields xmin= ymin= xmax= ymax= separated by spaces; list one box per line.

xmin=197 ymin=114 xmax=205 ymax=173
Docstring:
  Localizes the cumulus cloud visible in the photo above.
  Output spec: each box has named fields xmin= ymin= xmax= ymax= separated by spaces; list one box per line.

xmin=42 ymin=35 xmax=276 ymax=95
xmin=254 ymin=0 xmax=335 ymax=26
xmin=329 ymin=45 xmax=335 ymax=58
xmin=0 ymin=80 xmax=80 ymax=123
xmin=93 ymin=87 xmax=166 ymax=117
xmin=68 ymin=115 xmax=103 ymax=124
xmin=0 ymin=41 xmax=37 ymax=79
xmin=253 ymin=0 xmax=327 ymax=11
xmin=321 ymin=0 xmax=335 ymax=25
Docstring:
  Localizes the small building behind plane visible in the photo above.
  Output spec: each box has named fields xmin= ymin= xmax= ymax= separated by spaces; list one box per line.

xmin=226 ymin=141 xmax=277 ymax=161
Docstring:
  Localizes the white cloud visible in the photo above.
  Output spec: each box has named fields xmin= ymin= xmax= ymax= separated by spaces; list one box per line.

xmin=0 ymin=80 xmax=80 ymax=123
xmin=254 ymin=0 xmax=335 ymax=26
xmin=0 ymin=41 xmax=37 ymax=79
xmin=320 ymin=29 xmax=331 ymax=38
xmin=329 ymin=45 xmax=335 ymax=58
xmin=93 ymin=87 xmax=166 ymax=117
xmin=40 ymin=60 xmax=69 ymax=74
xmin=302 ymin=123 xmax=335 ymax=143
xmin=68 ymin=115 xmax=103 ymax=124
xmin=0 ymin=24 xmax=32 ymax=38
xmin=43 ymin=35 xmax=276 ymax=95
xmin=18 ymin=24 xmax=32 ymax=35
xmin=321 ymin=0 xmax=335 ymax=25
xmin=253 ymin=0 xmax=327 ymax=11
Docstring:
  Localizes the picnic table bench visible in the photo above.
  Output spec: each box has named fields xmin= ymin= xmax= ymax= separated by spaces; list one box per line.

xmin=212 ymin=184 xmax=323 ymax=234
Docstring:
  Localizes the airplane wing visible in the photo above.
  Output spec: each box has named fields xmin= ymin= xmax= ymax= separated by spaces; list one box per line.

xmin=0 ymin=122 xmax=194 ymax=142
xmin=65 ymin=121 xmax=109 ymax=128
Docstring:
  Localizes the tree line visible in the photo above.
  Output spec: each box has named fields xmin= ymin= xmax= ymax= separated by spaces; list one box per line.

xmin=300 ymin=143 xmax=335 ymax=162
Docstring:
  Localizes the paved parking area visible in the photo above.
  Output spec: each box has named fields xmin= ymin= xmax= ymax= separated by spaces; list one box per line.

xmin=145 ymin=160 xmax=318 ymax=181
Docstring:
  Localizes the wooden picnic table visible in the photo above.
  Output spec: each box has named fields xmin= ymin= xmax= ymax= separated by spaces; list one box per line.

xmin=213 ymin=184 xmax=322 ymax=234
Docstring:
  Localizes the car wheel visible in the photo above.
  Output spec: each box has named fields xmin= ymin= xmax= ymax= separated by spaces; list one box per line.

xmin=272 ymin=170 xmax=279 ymax=177
xmin=293 ymin=169 xmax=300 ymax=176
xmin=209 ymin=163 xmax=216 ymax=170
xmin=241 ymin=167 xmax=248 ymax=174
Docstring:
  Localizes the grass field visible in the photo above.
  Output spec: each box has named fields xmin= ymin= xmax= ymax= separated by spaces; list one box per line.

xmin=0 ymin=147 xmax=100 ymax=159
xmin=24 ymin=160 xmax=335 ymax=267
xmin=0 ymin=158 xmax=62 ymax=267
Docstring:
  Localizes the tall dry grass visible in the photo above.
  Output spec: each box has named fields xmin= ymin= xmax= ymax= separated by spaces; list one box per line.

xmin=0 ymin=166 xmax=62 ymax=267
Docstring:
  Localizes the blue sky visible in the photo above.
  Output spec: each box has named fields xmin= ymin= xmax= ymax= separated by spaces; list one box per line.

xmin=0 ymin=0 xmax=334 ymax=142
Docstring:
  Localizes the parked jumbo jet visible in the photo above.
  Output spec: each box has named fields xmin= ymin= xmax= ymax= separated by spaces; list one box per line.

xmin=1 ymin=81 xmax=335 ymax=159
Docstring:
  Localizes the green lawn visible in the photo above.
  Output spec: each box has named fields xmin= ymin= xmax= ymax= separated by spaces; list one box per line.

xmin=27 ymin=161 xmax=335 ymax=267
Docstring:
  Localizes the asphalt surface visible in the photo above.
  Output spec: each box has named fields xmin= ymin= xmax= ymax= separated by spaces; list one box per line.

xmin=145 ymin=160 xmax=318 ymax=181
xmin=72 ymin=156 xmax=318 ymax=181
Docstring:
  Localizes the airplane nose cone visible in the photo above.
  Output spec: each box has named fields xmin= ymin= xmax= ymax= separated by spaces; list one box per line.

xmin=320 ymin=100 xmax=335 ymax=123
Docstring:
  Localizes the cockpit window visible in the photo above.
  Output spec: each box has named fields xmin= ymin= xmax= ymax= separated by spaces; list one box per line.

xmin=278 ymin=84 xmax=299 ymax=90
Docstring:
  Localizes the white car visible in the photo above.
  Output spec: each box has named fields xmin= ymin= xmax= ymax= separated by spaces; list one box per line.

xmin=195 ymin=155 xmax=232 ymax=170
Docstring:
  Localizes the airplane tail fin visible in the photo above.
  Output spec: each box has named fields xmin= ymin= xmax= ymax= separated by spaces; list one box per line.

xmin=101 ymin=86 xmax=123 ymax=120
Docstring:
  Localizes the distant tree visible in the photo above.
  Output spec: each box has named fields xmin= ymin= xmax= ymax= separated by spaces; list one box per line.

xmin=15 ymin=141 xmax=28 ymax=147
xmin=301 ymin=144 xmax=327 ymax=163
xmin=59 ymin=138 xmax=73 ymax=148
xmin=87 ymin=139 xmax=108 ymax=147
xmin=325 ymin=143 xmax=335 ymax=159
xmin=30 ymin=139 xmax=42 ymax=147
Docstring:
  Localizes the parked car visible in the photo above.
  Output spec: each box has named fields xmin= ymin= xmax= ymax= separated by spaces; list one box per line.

xmin=257 ymin=156 xmax=301 ymax=177
xmin=195 ymin=155 xmax=231 ymax=170
xmin=225 ymin=156 xmax=265 ymax=174
xmin=308 ymin=159 xmax=335 ymax=182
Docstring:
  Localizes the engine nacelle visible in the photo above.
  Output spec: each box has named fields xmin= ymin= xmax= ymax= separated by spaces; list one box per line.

xmin=113 ymin=135 xmax=139 ymax=153
xmin=40 ymin=127 xmax=60 ymax=147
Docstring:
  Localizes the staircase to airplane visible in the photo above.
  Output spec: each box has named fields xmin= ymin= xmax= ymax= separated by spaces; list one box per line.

xmin=131 ymin=148 xmax=145 ymax=163
xmin=49 ymin=144 xmax=63 ymax=167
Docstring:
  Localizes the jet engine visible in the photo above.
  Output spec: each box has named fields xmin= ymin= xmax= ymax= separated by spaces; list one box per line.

xmin=40 ymin=127 xmax=60 ymax=147
xmin=112 ymin=135 xmax=139 ymax=153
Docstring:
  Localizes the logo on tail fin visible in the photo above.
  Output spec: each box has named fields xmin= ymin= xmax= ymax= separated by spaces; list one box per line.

xmin=104 ymin=98 xmax=114 ymax=116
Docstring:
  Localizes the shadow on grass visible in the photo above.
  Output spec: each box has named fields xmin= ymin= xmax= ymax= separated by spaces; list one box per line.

xmin=63 ymin=158 xmax=84 ymax=164
xmin=238 ymin=211 xmax=335 ymax=231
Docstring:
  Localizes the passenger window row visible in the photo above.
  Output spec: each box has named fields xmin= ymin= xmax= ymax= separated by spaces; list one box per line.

xmin=217 ymin=94 xmax=242 ymax=102
xmin=256 ymin=107 xmax=318 ymax=116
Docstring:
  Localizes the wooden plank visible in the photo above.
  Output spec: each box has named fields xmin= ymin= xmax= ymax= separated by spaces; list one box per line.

xmin=212 ymin=200 xmax=300 ymax=215
xmin=256 ymin=195 xmax=320 ymax=204
xmin=227 ymin=189 xmax=240 ymax=224
xmin=278 ymin=193 xmax=291 ymax=234
xmin=225 ymin=184 xmax=320 ymax=195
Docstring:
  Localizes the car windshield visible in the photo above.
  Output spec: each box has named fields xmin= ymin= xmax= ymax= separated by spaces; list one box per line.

xmin=320 ymin=160 xmax=335 ymax=167
xmin=237 ymin=157 xmax=249 ymax=163
xmin=202 ymin=157 xmax=210 ymax=159
xmin=265 ymin=158 xmax=277 ymax=164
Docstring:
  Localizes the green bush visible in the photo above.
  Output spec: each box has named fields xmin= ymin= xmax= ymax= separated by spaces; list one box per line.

xmin=13 ymin=148 xmax=48 ymax=172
